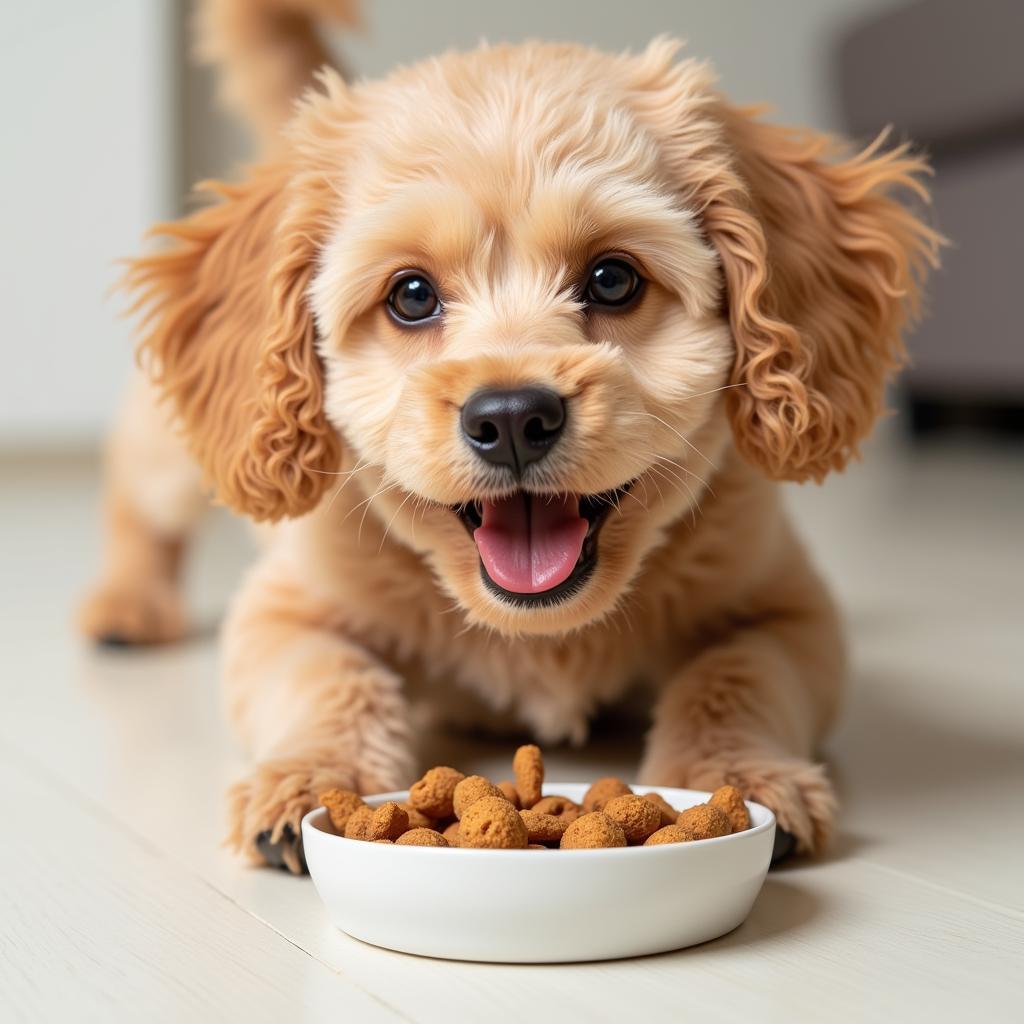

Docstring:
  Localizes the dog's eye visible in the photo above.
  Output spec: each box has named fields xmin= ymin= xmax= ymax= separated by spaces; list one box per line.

xmin=584 ymin=258 xmax=642 ymax=308
xmin=388 ymin=273 xmax=441 ymax=323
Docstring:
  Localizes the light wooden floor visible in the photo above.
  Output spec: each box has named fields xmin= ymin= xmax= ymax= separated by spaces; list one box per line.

xmin=1 ymin=437 xmax=1021 ymax=1023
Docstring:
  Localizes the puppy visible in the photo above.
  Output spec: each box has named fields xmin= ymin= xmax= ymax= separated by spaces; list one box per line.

xmin=80 ymin=0 xmax=940 ymax=869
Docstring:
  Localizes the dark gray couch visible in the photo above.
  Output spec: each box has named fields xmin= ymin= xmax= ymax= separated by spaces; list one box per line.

xmin=838 ymin=0 xmax=1024 ymax=428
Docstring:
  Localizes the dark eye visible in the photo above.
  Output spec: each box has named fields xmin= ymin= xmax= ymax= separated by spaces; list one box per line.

xmin=584 ymin=258 xmax=642 ymax=308
xmin=387 ymin=273 xmax=441 ymax=323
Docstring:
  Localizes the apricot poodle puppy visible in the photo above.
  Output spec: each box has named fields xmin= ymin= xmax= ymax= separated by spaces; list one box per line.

xmin=80 ymin=0 xmax=940 ymax=869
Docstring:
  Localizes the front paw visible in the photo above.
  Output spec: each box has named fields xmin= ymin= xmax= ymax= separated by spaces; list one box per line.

xmin=78 ymin=576 xmax=185 ymax=645
xmin=639 ymin=751 xmax=837 ymax=856
xmin=226 ymin=756 xmax=410 ymax=873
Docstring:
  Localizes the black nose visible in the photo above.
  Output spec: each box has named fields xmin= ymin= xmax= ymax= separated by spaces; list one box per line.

xmin=460 ymin=387 xmax=566 ymax=475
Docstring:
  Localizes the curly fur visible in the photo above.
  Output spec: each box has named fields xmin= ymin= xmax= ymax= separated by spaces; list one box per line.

xmin=82 ymin=1 xmax=941 ymax=866
xmin=126 ymin=169 xmax=341 ymax=521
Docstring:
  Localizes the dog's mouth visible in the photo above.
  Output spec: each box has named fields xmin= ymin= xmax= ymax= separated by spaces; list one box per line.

xmin=453 ymin=484 xmax=631 ymax=606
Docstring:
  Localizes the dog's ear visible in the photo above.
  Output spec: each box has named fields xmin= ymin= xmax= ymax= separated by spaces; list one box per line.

xmin=628 ymin=41 xmax=942 ymax=481
xmin=126 ymin=162 xmax=340 ymax=521
xmin=709 ymin=108 xmax=942 ymax=481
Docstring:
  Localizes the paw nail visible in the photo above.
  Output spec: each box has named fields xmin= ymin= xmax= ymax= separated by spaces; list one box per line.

xmin=255 ymin=824 xmax=307 ymax=874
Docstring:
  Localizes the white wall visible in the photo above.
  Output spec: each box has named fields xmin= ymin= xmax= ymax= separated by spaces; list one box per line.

xmin=0 ymin=0 xmax=176 ymax=447
xmin=1 ymin=0 xmax=902 ymax=447
xmin=334 ymin=0 xmax=901 ymax=132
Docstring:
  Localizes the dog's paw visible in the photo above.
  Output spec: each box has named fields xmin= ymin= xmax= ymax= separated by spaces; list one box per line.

xmin=640 ymin=750 xmax=837 ymax=855
xmin=78 ymin=577 xmax=185 ymax=646
xmin=226 ymin=756 xmax=409 ymax=872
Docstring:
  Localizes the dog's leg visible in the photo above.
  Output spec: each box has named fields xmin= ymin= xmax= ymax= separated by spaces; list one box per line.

xmin=79 ymin=375 xmax=205 ymax=644
xmin=222 ymin=561 xmax=415 ymax=871
xmin=639 ymin=557 xmax=844 ymax=856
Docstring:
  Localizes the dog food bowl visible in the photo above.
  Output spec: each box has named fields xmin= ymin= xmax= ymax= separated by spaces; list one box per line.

xmin=302 ymin=783 xmax=775 ymax=962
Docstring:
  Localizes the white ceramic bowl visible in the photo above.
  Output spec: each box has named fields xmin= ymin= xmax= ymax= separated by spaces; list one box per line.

xmin=302 ymin=783 xmax=775 ymax=963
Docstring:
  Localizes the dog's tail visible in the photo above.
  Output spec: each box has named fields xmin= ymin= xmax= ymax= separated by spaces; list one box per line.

xmin=195 ymin=0 xmax=360 ymax=148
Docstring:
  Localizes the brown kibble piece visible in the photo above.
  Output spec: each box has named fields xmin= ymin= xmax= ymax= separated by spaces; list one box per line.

xmin=677 ymin=803 xmax=732 ymax=839
xmin=459 ymin=796 xmax=529 ymax=849
xmin=527 ymin=844 xmax=548 ymax=850
xmin=519 ymin=809 xmax=567 ymax=844
xmin=642 ymin=792 xmax=678 ymax=829
xmin=603 ymin=794 xmax=662 ymax=844
xmin=532 ymin=795 xmax=580 ymax=824
xmin=395 ymin=828 xmax=449 ymax=847
xmin=453 ymin=775 xmax=508 ymax=819
xmin=496 ymin=780 xmax=521 ymax=809
xmin=319 ymin=789 xmax=365 ymax=833
xmin=368 ymin=802 xmax=410 ymax=841
xmin=709 ymin=785 xmax=751 ymax=834
xmin=582 ymin=777 xmax=632 ymax=813
xmin=644 ymin=824 xmax=696 ymax=846
xmin=373 ymin=839 xmax=394 ymax=844
xmin=343 ymin=805 xmax=374 ymax=840
xmin=408 ymin=766 xmax=465 ymax=818
xmin=441 ymin=821 xmax=461 ymax=847
xmin=560 ymin=812 xmax=627 ymax=849
xmin=512 ymin=744 xmax=544 ymax=807
xmin=399 ymin=802 xmax=436 ymax=831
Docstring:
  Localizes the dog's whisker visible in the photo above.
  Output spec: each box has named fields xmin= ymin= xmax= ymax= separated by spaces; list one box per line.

xmin=341 ymin=478 xmax=401 ymax=531
xmin=340 ymin=481 xmax=389 ymax=522
xmin=378 ymin=489 xmax=416 ymax=552
xmin=651 ymin=463 xmax=703 ymax=528
xmin=636 ymin=472 xmax=664 ymax=509
xmin=630 ymin=411 xmax=719 ymax=472
xmin=325 ymin=457 xmax=375 ymax=513
xmin=356 ymin=481 xmax=404 ymax=543
xmin=307 ymin=459 xmax=373 ymax=478
xmin=654 ymin=453 xmax=716 ymax=498
xmin=410 ymin=495 xmax=431 ymax=545
xmin=680 ymin=382 xmax=749 ymax=403
xmin=648 ymin=463 xmax=702 ymax=526
xmin=646 ymin=463 xmax=687 ymax=506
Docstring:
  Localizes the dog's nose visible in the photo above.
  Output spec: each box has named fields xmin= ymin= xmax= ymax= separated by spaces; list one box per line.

xmin=460 ymin=387 xmax=566 ymax=474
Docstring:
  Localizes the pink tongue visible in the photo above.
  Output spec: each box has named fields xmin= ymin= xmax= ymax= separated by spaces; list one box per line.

xmin=474 ymin=493 xmax=588 ymax=594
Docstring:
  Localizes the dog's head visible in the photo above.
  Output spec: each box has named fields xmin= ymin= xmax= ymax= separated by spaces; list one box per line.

xmin=132 ymin=39 xmax=939 ymax=634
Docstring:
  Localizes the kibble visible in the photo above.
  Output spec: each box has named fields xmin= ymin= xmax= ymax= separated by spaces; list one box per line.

xmin=497 ymin=780 xmax=522 ymax=808
xmin=453 ymin=775 xmax=508 ymax=819
xmin=560 ymin=812 xmax=627 ymax=849
xmin=343 ymin=805 xmax=374 ymax=841
xmin=408 ymin=766 xmax=465 ymax=818
xmin=519 ymin=809 xmax=567 ymax=844
xmin=395 ymin=828 xmax=449 ymax=847
xmin=644 ymin=824 xmax=696 ymax=846
xmin=582 ymin=777 xmax=632 ymax=813
xmin=319 ymin=788 xmax=365 ymax=833
xmin=512 ymin=744 xmax=544 ymax=807
xmin=459 ymin=796 xmax=529 ymax=849
xmin=642 ymin=792 xmax=679 ymax=829
xmin=367 ymin=801 xmax=409 ymax=841
xmin=676 ymin=803 xmax=732 ymax=840
xmin=708 ymin=785 xmax=751 ymax=834
xmin=603 ymin=794 xmax=662 ymax=844
xmin=398 ymin=802 xmax=435 ymax=831
xmin=532 ymin=795 xmax=580 ymax=824
xmin=321 ymin=747 xmax=756 ymax=857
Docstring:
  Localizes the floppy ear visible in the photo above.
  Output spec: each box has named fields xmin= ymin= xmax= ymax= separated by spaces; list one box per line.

xmin=627 ymin=40 xmax=943 ymax=481
xmin=125 ymin=163 xmax=341 ymax=521
xmin=709 ymin=108 xmax=943 ymax=481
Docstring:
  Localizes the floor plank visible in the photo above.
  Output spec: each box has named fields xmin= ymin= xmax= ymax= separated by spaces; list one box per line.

xmin=0 ymin=741 xmax=402 ymax=1024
